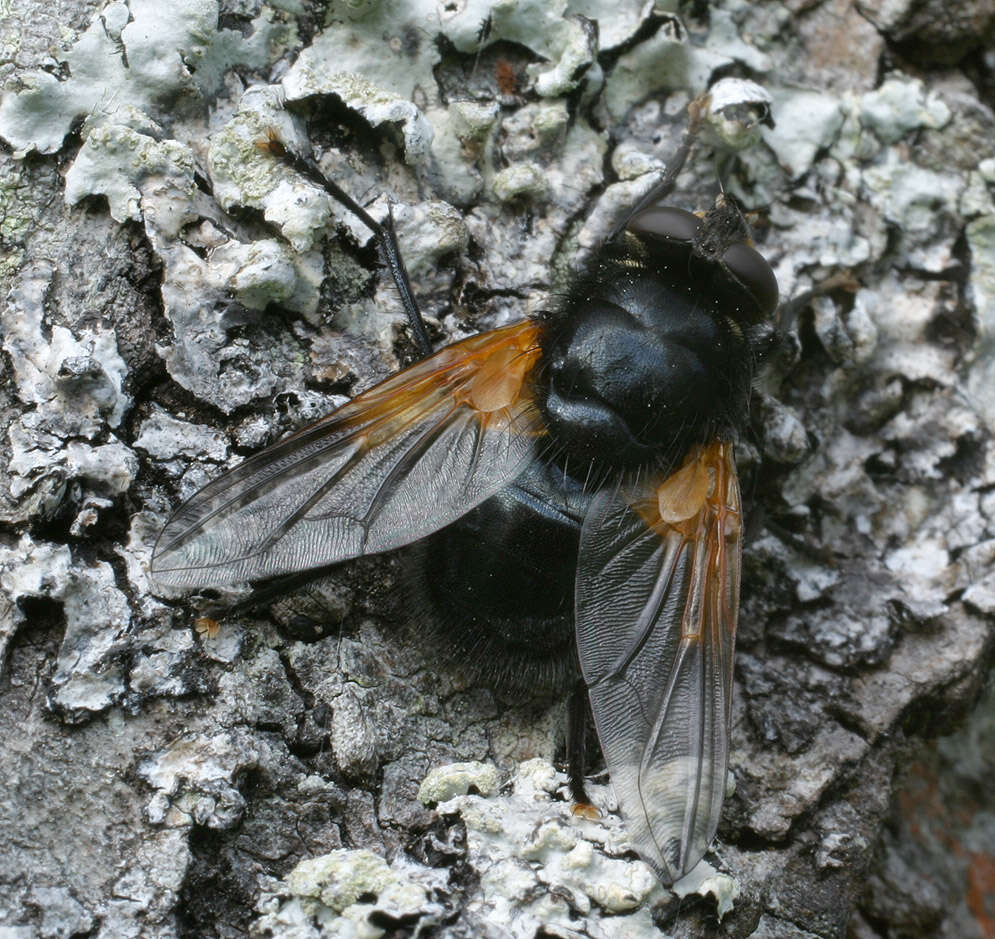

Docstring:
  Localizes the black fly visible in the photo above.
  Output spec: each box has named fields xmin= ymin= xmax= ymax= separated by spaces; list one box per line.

xmin=151 ymin=86 xmax=778 ymax=884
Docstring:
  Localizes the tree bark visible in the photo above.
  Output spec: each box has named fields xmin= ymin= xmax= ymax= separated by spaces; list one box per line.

xmin=1 ymin=0 xmax=993 ymax=936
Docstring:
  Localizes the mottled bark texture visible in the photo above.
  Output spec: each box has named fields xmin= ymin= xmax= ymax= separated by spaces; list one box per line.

xmin=1 ymin=0 xmax=993 ymax=936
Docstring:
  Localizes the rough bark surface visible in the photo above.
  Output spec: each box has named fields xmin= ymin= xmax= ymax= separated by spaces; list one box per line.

xmin=1 ymin=0 xmax=993 ymax=937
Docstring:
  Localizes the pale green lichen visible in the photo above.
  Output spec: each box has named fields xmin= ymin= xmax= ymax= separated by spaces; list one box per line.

xmin=64 ymin=124 xmax=196 ymax=226
xmin=133 ymin=408 xmax=229 ymax=463
xmin=0 ymin=5 xmax=132 ymax=155
xmin=0 ymin=538 xmax=132 ymax=714
xmin=708 ymin=5 xmax=773 ymax=73
xmin=282 ymin=66 xmax=434 ymax=165
xmin=965 ymin=214 xmax=995 ymax=429
xmin=611 ymin=140 xmax=665 ymax=181
xmin=600 ymin=21 xmax=734 ymax=123
xmin=3 ymin=260 xmax=132 ymax=432
xmin=960 ymin=170 xmax=995 ymax=218
xmin=672 ymin=860 xmax=740 ymax=922
xmin=501 ymin=100 xmax=570 ymax=158
xmin=531 ymin=16 xmax=596 ymax=98
xmin=0 ymin=251 xmax=23 ymax=284
xmin=427 ymin=759 xmax=675 ymax=933
xmin=285 ymin=0 xmax=441 ymax=103
xmin=441 ymin=0 xmax=607 ymax=99
xmin=258 ymin=867 xmax=436 ymax=939
xmin=418 ymin=760 xmax=500 ymax=803
xmin=213 ymin=239 xmax=301 ymax=310
xmin=861 ymin=149 xmax=964 ymax=271
xmin=444 ymin=0 xmax=569 ymax=60
xmin=762 ymin=87 xmax=845 ymax=180
xmin=425 ymin=101 xmax=499 ymax=205
xmin=389 ymin=200 xmax=469 ymax=276
xmin=206 ymin=85 xmax=335 ymax=255
xmin=0 ymin=159 xmax=39 ymax=282
xmin=491 ymin=161 xmax=548 ymax=202
xmin=967 ymin=214 xmax=995 ymax=336
xmin=256 ymin=847 xmax=439 ymax=937
xmin=0 ymin=0 xmax=288 ymax=156
xmin=287 ymin=849 xmax=398 ymax=911
xmin=600 ymin=27 xmax=692 ymax=123
xmin=859 ymin=76 xmax=951 ymax=144
xmin=563 ymin=0 xmax=657 ymax=50
xmin=447 ymin=101 xmax=501 ymax=144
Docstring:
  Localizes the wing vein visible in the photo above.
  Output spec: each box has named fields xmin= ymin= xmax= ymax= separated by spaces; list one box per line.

xmin=357 ymin=406 xmax=461 ymax=533
xmin=151 ymin=319 xmax=544 ymax=587
xmin=575 ymin=442 xmax=742 ymax=883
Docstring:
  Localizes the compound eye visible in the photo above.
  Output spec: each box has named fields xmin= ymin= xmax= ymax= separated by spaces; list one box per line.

xmin=626 ymin=205 xmax=700 ymax=244
xmin=721 ymin=241 xmax=779 ymax=316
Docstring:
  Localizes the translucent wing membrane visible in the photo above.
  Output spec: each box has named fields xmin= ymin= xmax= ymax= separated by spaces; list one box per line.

xmin=575 ymin=441 xmax=741 ymax=883
xmin=152 ymin=321 xmax=544 ymax=587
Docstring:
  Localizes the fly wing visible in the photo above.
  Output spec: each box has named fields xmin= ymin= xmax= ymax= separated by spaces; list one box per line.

xmin=575 ymin=441 xmax=741 ymax=883
xmin=152 ymin=320 xmax=545 ymax=587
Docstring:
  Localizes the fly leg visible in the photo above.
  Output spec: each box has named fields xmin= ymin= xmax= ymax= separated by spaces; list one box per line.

xmin=568 ymin=678 xmax=601 ymax=819
xmin=608 ymin=91 xmax=707 ymax=241
xmin=260 ymin=134 xmax=433 ymax=358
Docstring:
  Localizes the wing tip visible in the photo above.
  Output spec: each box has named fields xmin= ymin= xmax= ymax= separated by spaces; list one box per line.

xmin=633 ymin=832 xmax=716 ymax=887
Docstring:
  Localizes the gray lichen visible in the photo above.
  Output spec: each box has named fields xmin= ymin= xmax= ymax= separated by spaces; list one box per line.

xmin=1 ymin=0 xmax=994 ymax=936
